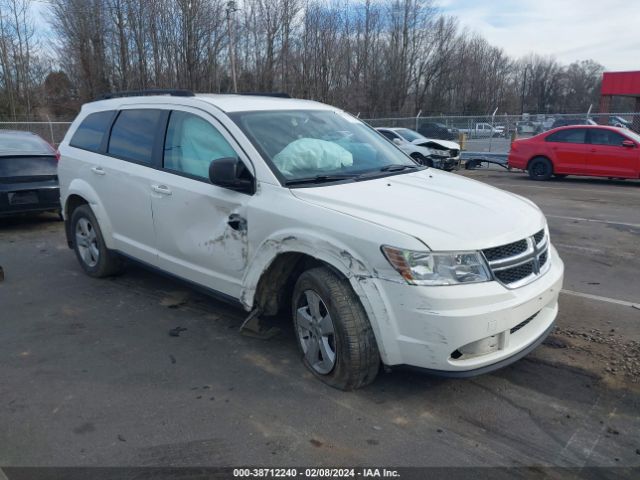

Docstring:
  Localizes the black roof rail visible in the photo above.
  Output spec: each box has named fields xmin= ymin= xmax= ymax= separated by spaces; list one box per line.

xmin=233 ymin=92 xmax=291 ymax=98
xmin=96 ymin=89 xmax=195 ymax=100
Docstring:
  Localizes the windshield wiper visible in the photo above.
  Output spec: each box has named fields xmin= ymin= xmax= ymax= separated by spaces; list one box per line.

xmin=356 ymin=164 xmax=421 ymax=180
xmin=379 ymin=164 xmax=420 ymax=172
xmin=284 ymin=174 xmax=356 ymax=186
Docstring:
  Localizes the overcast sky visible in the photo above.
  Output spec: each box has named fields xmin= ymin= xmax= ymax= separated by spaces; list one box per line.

xmin=437 ymin=0 xmax=640 ymax=71
xmin=31 ymin=0 xmax=640 ymax=72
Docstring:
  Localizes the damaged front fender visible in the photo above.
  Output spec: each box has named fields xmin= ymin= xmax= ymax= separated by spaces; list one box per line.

xmin=240 ymin=232 xmax=403 ymax=364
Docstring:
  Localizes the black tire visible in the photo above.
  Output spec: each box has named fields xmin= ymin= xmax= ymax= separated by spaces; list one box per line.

xmin=411 ymin=153 xmax=432 ymax=167
xmin=528 ymin=157 xmax=553 ymax=181
xmin=292 ymin=267 xmax=380 ymax=390
xmin=70 ymin=205 xmax=123 ymax=277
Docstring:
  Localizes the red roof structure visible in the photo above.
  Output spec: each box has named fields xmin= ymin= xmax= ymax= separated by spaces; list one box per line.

xmin=599 ymin=71 xmax=640 ymax=132
xmin=601 ymin=71 xmax=640 ymax=97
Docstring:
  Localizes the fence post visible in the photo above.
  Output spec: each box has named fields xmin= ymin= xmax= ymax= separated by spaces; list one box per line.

xmin=415 ymin=110 xmax=422 ymax=132
xmin=488 ymin=107 xmax=498 ymax=152
xmin=46 ymin=116 xmax=55 ymax=146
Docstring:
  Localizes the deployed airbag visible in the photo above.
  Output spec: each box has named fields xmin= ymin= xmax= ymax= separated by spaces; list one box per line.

xmin=273 ymin=138 xmax=353 ymax=177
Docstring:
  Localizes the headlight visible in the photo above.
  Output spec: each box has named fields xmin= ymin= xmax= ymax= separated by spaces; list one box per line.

xmin=381 ymin=246 xmax=491 ymax=286
xmin=427 ymin=148 xmax=443 ymax=156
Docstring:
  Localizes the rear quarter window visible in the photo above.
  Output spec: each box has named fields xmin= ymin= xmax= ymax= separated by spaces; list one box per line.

xmin=70 ymin=111 xmax=116 ymax=152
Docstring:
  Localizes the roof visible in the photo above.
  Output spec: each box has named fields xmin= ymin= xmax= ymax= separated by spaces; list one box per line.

xmin=195 ymin=94 xmax=332 ymax=112
xmin=82 ymin=93 xmax=335 ymax=114
xmin=546 ymin=125 xmax=631 ymax=135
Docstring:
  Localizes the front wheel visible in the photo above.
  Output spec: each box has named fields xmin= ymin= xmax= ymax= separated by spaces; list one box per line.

xmin=528 ymin=157 xmax=553 ymax=181
xmin=411 ymin=153 xmax=433 ymax=167
xmin=292 ymin=267 xmax=380 ymax=390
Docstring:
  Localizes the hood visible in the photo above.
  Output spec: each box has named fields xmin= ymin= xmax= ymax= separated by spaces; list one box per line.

xmin=290 ymin=170 xmax=546 ymax=251
xmin=412 ymin=138 xmax=460 ymax=150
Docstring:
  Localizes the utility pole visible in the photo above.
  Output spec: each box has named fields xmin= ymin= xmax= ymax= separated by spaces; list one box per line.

xmin=520 ymin=64 xmax=531 ymax=116
xmin=226 ymin=1 xmax=238 ymax=93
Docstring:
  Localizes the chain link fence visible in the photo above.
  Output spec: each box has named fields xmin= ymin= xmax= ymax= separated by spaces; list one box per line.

xmin=363 ymin=112 xmax=640 ymax=153
xmin=0 ymin=120 xmax=73 ymax=147
xmin=1 ymin=112 xmax=639 ymax=153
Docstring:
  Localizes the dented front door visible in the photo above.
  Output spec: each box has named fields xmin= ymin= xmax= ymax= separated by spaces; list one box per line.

xmin=149 ymin=107 xmax=252 ymax=298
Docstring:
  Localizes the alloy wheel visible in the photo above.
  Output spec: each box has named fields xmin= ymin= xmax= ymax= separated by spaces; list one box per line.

xmin=75 ymin=217 xmax=100 ymax=267
xmin=296 ymin=290 xmax=337 ymax=375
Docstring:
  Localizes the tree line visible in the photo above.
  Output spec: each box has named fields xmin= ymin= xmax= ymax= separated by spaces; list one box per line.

xmin=0 ymin=0 xmax=618 ymax=120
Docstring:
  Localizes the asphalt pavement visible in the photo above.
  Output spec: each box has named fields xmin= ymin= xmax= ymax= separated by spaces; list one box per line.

xmin=0 ymin=170 xmax=639 ymax=471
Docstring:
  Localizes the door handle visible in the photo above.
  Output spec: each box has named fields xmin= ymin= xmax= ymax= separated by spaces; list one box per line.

xmin=91 ymin=166 xmax=105 ymax=175
xmin=227 ymin=213 xmax=247 ymax=231
xmin=590 ymin=148 xmax=597 ymax=153
xmin=151 ymin=184 xmax=172 ymax=195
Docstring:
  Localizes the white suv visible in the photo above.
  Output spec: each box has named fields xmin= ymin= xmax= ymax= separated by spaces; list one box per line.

xmin=58 ymin=91 xmax=564 ymax=390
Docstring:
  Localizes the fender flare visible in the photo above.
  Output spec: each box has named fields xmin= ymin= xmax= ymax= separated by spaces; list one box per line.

xmin=65 ymin=179 xmax=116 ymax=249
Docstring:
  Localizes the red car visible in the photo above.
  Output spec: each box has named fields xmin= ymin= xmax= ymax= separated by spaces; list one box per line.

xmin=508 ymin=125 xmax=640 ymax=180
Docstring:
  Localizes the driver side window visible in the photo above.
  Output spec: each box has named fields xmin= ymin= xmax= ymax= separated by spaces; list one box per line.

xmin=164 ymin=111 xmax=237 ymax=179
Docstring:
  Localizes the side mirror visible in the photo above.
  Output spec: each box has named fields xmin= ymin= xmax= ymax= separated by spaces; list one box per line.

xmin=209 ymin=157 xmax=254 ymax=193
xmin=392 ymin=138 xmax=403 ymax=145
xmin=622 ymin=140 xmax=636 ymax=148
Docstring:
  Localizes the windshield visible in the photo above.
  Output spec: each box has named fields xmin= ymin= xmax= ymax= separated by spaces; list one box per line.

xmin=230 ymin=110 xmax=418 ymax=184
xmin=395 ymin=129 xmax=425 ymax=142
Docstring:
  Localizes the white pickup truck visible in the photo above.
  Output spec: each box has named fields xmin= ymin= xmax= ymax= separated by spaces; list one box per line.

xmin=459 ymin=123 xmax=505 ymax=138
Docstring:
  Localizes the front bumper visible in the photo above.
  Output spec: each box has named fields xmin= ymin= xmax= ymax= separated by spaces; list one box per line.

xmin=431 ymin=156 xmax=462 ymax=171
xmin=366 ymin=245 xmax=564 ymax=374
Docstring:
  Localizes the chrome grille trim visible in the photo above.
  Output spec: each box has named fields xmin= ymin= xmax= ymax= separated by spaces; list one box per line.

xmin=482 ymin=229 xmax=550 ymax=289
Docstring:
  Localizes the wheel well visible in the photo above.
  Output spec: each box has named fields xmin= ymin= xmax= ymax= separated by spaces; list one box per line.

xmin=253 ymin=253 xmax=344 ymax=316
xmin=527 ymin=156 xmax=552 ymax=171
xmin=64 ymin=194 xmax=88 ymax=248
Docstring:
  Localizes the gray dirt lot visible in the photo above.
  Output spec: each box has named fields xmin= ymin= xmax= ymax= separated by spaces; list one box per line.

xmin=0 ymin=169 xmax=639 ymax=469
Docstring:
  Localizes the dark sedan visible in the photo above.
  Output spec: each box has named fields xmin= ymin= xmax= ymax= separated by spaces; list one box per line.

xmin=0 ymin=131 xmax=61 ymax=217
xmin=417 ymin=121 xmax=458 ymax=141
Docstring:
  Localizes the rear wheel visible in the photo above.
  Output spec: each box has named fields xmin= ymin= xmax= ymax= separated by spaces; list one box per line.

xmin=71 ymin=205 xmax=123 ymax=277
xmin=528 ymin=157 xmax=553 ymax=181
xmin=292 ymin=267 xmax=380 ymax=390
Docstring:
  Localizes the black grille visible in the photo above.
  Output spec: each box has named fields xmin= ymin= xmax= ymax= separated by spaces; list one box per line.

xmin=483 ymin=239 xmax=528 ymax=262
xmin=510 ymin=311 xmax=539 ymax=334
xmin=495 ymin=261 xmax=534 ymax=284
xmin=534 ymin=229 xmax=545 ymax=245
xmin=539 ymin=251 xmax=548 ymax=267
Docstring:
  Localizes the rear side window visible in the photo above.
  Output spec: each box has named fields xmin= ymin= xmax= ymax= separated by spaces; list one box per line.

xmin=108 ymin=109 xmax=163 ymax=164
xmin=589 ymin=130 xmax=626 ymax=146
xmin=546 ymin=129 xmax=587 ymax=144
xmin=70 ymin=111 xmax=115 ymax=152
